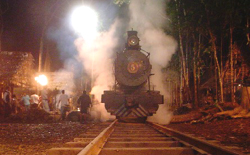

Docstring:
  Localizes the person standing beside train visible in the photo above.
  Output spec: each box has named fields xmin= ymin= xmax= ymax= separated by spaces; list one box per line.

xmin=77 ymin=90 xmax=92 ymax=123
xmin=59 ymin=90 xmax=69 ymax=120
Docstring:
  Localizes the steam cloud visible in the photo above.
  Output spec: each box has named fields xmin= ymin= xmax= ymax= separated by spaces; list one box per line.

xmin=74 ymin=0 xmax=177 ymax=123
xmin=75 ymin=23 xmax=119 ymax=122
xmin=128 ymin=0 xmax=177 ymax=124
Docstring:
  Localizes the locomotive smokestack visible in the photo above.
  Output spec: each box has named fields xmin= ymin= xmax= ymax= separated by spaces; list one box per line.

xmin=128 ymin=30 xmax=137 ymax=36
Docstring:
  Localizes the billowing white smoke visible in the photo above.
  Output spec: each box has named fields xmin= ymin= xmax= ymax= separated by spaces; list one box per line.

xmin=129 ymin=0 xmax=177 ymax=124
xmin=75 ymin=23 xmax=118 ymax=122
xmin=75 ymin=0 xmax=177 ymax=124
xmin=50 ymin=68 xmax=75 ymax=95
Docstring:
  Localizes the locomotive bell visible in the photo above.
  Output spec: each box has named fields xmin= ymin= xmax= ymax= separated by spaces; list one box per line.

xmin=126 ymin=30 xmax=140 ymax=50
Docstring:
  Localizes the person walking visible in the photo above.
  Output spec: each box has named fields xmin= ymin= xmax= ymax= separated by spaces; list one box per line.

xmin=77 ymin=90 xmax=91 ymax=123
xmin=41 ymin=86 xmax=50 ymax=113
xmin=59 ymin=90 xmax=69 ymax=120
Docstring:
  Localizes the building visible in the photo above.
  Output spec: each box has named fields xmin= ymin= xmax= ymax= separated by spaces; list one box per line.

xmin=0 ymin=51 xmax=35 ymax=96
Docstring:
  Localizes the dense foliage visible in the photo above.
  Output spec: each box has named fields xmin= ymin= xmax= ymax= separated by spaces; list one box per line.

xmin=166 ymin=0 xmax=250 ymax=107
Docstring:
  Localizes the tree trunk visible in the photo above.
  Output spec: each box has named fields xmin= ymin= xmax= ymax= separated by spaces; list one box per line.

xmin=247 ymin=17 xmax=250 ymax=44
xmin=208 ymin=29 xmax=224 ymax=103
xmin=197 ymin=35 xmax=201 ymax=106
xmin=178 ymin=28 xmax=191 ymax=106
xmin=185 ymin=37 xmax=192 ymax=105
xmin=193 ymin=41 xmax=198 ymax=108
xmin=175 ymin=0 xmax=186 ymax=106
xmin=241 ymin=87 xmax=250 ymax=111
xmin=205 ymin=6 xmax=224 ymax=104
xmin=219 ymin=34 xmax=224 ymax=101
xmin=230 ymin=26 xmax=235 ymax=103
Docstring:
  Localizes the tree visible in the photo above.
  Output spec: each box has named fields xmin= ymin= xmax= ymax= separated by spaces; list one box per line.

xmin=167 ymin=0 xmax=193 ymax=106
xmin=222 ymin=0 xmax=242 ymax=103
xmin=166 ymin=0 xmax=250 ymax=110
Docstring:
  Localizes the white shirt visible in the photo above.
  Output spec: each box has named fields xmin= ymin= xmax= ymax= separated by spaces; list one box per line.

xmin=59 ymin=94 xmax=69 ymax=107
xmin=55 ymin=93 xmax=61 ymax=109
xmin=41 ymin=89 xmax=48 ymax=100
xmin=30 ymin=94 xmax=39 ymax=104
xmin=3 ymin=91 xmax=10 ymax=103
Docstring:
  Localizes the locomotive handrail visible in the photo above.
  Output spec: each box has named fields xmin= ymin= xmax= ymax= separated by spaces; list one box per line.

xmin=141 ymin=49 xmax=150 ymax=57
xmin=77 ymin=119 xmax=117 ymax=155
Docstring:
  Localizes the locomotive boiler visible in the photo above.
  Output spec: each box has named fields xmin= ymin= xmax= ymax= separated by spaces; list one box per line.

xmin=101 ymin=30 xmax=163 ymax=122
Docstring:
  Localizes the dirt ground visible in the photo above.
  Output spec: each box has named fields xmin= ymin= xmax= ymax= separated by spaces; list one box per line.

xmin=0 ymin=107 xmax=249 ymax=154
xmin=1 ymin=119 xmax=249 ymax=155
xmin=0 ymin=122 xmax=90 ymax=155
xmin=166 ymin=107 xmax=250 ymax=154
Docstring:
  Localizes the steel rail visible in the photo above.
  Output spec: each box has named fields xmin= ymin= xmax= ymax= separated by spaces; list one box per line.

xmin=77 ymin=120 xmax=117 ymax=155
xmin=147 ymin=121 xmax=246 ymax=155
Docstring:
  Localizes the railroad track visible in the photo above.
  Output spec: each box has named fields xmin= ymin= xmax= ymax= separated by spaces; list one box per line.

xmin=47 ymin=120 xmax=246 ymax=155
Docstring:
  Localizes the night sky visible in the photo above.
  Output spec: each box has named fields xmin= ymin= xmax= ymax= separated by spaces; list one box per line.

xmin=1 ymin=0 xmax=119 ymax=71
xmin=2 ymin=1 xmax=44 ymax=55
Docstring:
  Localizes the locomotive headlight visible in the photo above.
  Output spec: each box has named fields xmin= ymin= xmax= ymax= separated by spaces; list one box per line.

xmin=128 ymin=36 xmax=139 ymax=46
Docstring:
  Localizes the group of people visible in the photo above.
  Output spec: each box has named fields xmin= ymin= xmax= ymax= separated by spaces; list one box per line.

xmin=1 ymin=86 xmax=92 ymax=123
xmin=0 ymin=86 xmax=41 ymax=117
xmin=33 ymin=86 xmax=72 ymax=120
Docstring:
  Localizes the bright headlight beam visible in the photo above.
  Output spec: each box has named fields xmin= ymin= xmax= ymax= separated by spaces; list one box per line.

xmin=71 ymin=6 xmax=98 ymax=41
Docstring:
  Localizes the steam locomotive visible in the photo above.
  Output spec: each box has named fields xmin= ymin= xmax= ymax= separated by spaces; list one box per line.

xmin=101 ymin=30 xmax=163 ymax=122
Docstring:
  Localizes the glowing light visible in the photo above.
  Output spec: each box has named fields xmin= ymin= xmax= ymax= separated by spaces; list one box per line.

xmin=35 ymin=74 xmax=48 ymax=86
xmin=71 ymin=6 xmax=98 ymax=41
xmin=77 ymin=108 xmax=80 ymax=111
